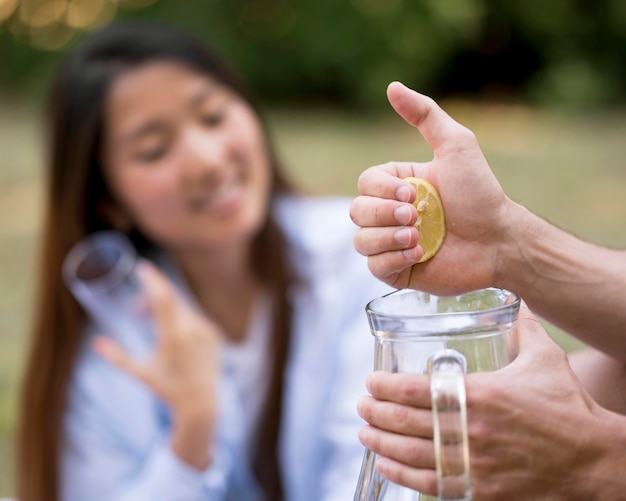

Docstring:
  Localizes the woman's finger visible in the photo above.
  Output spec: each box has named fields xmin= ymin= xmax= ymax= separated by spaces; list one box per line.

xmin=136 ymin=260 xmax=179 ymax=329
xmin=92 ymin=336 xmax=147 ymax=382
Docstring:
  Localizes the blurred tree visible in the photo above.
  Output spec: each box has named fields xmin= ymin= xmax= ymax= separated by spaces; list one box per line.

xmin=0 ymin=0 xmax=625 ymax=109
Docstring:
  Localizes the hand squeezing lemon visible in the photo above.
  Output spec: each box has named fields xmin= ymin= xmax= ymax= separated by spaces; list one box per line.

xmin=403 ymin=177 xmax=446 ymax=263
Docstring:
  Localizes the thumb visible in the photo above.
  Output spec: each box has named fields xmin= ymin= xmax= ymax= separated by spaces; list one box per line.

xmin=386 ymin=81 xmax=473 ymax=154
xmin=515 ymin=302 xmax=560 ymax=353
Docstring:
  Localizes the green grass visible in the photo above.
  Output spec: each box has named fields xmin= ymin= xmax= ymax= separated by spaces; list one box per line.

xmin=2 ymin=98 xmax=626 ymax=495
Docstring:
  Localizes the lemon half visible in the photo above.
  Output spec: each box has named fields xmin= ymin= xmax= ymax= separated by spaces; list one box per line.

xmin=403 ymin=177 xmax=446 ymax=263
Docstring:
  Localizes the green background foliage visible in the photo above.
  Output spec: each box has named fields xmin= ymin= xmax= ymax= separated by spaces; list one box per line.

xmin=2 ymin=0 xmax=626 ymax=108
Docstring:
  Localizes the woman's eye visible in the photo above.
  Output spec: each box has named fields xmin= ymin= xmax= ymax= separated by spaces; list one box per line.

xmin=135 ymin=145 xmax=167 ymax=163
xmin=201 ymin=110 xmax=225 ymax=127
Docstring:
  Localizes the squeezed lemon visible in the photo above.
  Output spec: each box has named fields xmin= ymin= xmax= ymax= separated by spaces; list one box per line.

xmin=403 ymin=177 xmax=446 ymax=263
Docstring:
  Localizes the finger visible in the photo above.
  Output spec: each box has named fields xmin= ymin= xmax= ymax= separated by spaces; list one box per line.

xmin=353 ymin=226 xmax=419 ymax=257
xmin=366 ymin=372 xmax=432 ymax=408
xmin=92 ymin=336 xmax=147 ymax=382
xmin=387 ymin=81 xmax=476 ymax=154
xmin=366 ymin=250 xmax=422 ymax=282
xmin=376 ymin=456 xmax=438 ymax=496
xmin=357 ymin=395 xmax=433 ymax=438
xmin=136 ymin=260 xmax=181 ymax=330
xmin=358 ymin=425 xmax=436 ymax=469
xmin=357 ymin=162 xmax=425 ymax=200
xmin=350 ymin=195 xmax=417 ymax=228
xmin=516 ymin=302 xmax=559 ymax=352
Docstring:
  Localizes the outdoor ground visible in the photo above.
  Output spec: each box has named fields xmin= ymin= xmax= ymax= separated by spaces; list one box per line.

xmin=1 ymin=98 xmax=626 ymax=496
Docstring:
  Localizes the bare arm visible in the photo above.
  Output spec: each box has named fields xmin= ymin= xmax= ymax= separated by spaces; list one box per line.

xmin=497 ymin=202 xmax=626 ymax=360
xmin=568 ymin=347 xmax=626 ymax=414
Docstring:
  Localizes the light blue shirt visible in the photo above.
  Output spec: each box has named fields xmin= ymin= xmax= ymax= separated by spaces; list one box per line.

xmin=61 ymin=196 xmax=393 ymax=501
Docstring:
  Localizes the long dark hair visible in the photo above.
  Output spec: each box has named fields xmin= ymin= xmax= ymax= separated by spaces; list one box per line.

xmin=17 ymin=20 xmax=295 ymax=501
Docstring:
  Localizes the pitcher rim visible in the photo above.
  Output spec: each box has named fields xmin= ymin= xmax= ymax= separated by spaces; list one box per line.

xmin=365 ymin=287 xmax=521 ymax=320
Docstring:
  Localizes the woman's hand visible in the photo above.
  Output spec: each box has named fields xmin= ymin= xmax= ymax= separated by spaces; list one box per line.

xmin=357 ymin=305 xmax=626 ymax=500
xmin=93 ymin=261 xmax=220 ymax=469
xmin=350 ymin=81 xmax=523 ymax=294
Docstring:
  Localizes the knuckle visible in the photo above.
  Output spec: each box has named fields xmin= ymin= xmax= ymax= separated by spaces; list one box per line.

xmin=467 ymin=377 xmax=504 ymax=408
xmin=401 ymin=439 xmax=422 ymax=463
xmin=373 ymin=201 xmax=384 ymax=224
xmin=446 ymin=127 xmax=478 ymax=153
xmin=460 ymin=126 xmax=478 ymax=144
xmin=467 ymin=417 xmax=492 ymax=447
xmin=392 ymin=403 xmax=410 ymax=425
xmin=472 ymin=478 xmax=503 ymax=501
xmin=400 ymin=377 xmax=425 ymax=402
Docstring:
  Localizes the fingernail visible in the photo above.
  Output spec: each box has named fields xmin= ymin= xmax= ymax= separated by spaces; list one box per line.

xmin=402 ymin=246 xmax=420 ymax=260
xmin=394 ymin=228 xmax=412 ymax=247
xmin=376 ymin=457 xmax=389 ymax=473
xmin=393 ymin=205 xmax=412 ymax=225
xmin=356 ymin=396 xmax=366 ymax=416
xmin=396 ymin=185 xmax=411 ymax=203
xmin=358 ymin=427 xmax=370 ymax=444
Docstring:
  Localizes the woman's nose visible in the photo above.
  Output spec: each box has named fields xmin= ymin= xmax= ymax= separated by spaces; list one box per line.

xmin=180 ymin=126 xmax=226 ymax=178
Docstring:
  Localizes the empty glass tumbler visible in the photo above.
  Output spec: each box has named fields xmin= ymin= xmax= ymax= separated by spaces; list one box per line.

xmin=62 ymin=231 xmax=154 ymax=355
xmin=354 ymin=288 xmax=520 ymax=501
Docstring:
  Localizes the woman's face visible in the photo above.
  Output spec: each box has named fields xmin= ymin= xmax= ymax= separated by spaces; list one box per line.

xmin=101 ymin=61 xmax=272 ymax=253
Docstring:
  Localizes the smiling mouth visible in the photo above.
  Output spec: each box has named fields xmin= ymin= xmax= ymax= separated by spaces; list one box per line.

xmin=189 ymin=178 xmax=244 ymax=214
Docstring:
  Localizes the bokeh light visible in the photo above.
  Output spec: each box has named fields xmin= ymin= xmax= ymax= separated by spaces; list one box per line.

xmin=0 ymin=0 xmax=19 ymax=23
xmin=0 ymin=0 xmax=157 ymax=50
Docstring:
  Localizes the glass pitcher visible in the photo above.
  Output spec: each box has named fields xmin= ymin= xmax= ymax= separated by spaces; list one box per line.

xmin=353 ymin=287 xmax=520 ymax=501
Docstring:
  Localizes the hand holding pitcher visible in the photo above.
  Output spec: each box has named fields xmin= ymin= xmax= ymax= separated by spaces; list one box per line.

xmin=353 ymin=288 xmax=520 ymax=501
xmin=357 ymin=304 xmax=626 ymax=501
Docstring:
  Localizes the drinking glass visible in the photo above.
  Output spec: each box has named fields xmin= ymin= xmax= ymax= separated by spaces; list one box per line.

xmin=62 ymin=231 xmax=154 ymax=355
xmin=353 ymin=288 xmax=520 ymax=501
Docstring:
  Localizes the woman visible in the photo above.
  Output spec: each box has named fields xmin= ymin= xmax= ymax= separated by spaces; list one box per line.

xmin=17 ymin=21 xmax=391 ymax=501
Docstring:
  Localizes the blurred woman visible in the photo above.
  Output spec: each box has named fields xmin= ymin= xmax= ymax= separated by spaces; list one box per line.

xmin=17 ymin=20 xmax=390 ymax=501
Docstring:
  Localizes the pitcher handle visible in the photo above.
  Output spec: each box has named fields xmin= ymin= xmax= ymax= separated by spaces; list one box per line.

xmin=429 ymin=349 xmax=472 ymax=501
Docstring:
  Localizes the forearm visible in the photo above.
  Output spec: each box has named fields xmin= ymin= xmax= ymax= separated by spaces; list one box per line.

xmin=569 ymin=348 xmax=626 ymax=415
xmin=496 ymin=202 xmax=626 ymax=361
